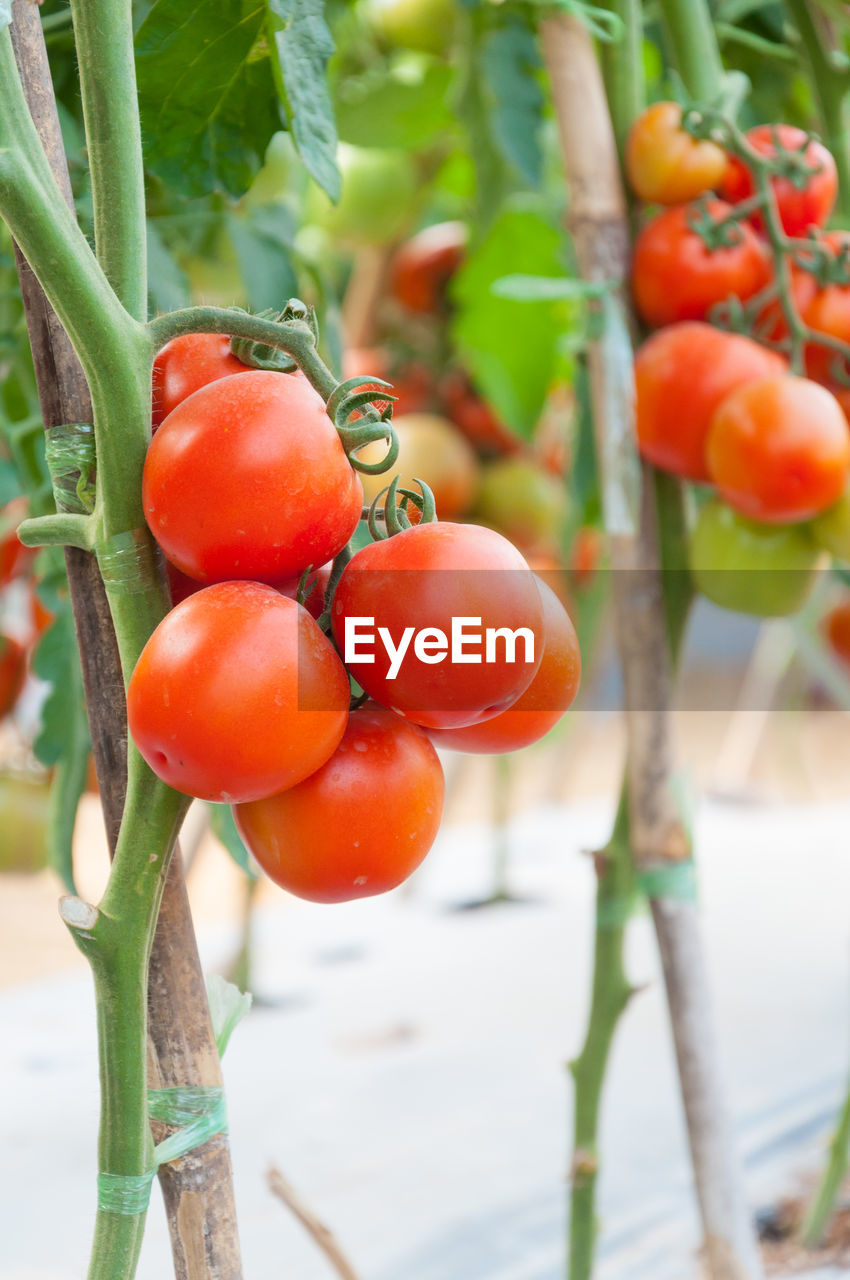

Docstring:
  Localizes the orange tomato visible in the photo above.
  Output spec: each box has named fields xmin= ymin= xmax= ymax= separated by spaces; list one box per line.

xmin=626 ymin=102 xmax=727 ymax=205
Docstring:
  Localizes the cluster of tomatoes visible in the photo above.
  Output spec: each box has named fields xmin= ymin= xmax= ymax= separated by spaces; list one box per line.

xmin=129 ymin=328 xmax=581 ymax=903
xmin=627 ymin=104 xmax=850 ymax=616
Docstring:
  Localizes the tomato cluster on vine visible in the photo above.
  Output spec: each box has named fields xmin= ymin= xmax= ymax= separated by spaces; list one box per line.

xmin=626 ymin=103 xmax=850 ymax=617
xmin=129 ymin=325 xmax=581 ymax=903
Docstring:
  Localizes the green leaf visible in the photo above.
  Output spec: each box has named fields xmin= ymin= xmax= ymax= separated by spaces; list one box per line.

xmin=209 ymin=804 xmax=257 ymax=877
xmin=492 ymin=274 xmax=609 ymax=301
xmin=0 ymin=460 xmax=19 ymax=506
xmin=31 ymin=608 xmax=82 ymax=767
xmin=147 ymin=222 xmax=191 ymax=315
xmin=335 ymin=63 xmax=454 ymax=151
xmin=480 ymin=22 xmax=543 ymax=186
xmin=225 ymin=207 xmax=298 ymax=312
xmin=267 ymin=0 xmax=340 ymax=201
xmin=451 ymin=197 xmax=573 ymax=439
xmin=136 ymin=0 xmax=281 ymax=198
xmin=206 ymin=974 xmax=253 ymax=1057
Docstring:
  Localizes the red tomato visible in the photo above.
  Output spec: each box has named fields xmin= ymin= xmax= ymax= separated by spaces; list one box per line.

xmin=441 ymin=370 xmax=522 ymax=456
xmin=29 ymin=585 xmax=55 ymax=638
xmin=635 ymin=323 xmax=785 ymax=480
xmin=275 ymin=564 xmax=331 ymax=621
xmin=390 ymin=222 xmax=467 ymax=314
xmin=824 ymin=599 xmax=850 ymax=667
xmin=342 ymin=348 xmax=432 ymax=418
xmin=234 ymin=704 xmax=444 ymax=903
xmin=791 ymin=233 xmax=850 ymax=385
xmin=720 ymin=125 xmax=837 ymax=237
xmin=626 ymin=101 xmax=728 ymax=206
xmin=331 ymin=522 xmax=544 ymax=730
xmin=0 ymin=498 xmax=29 ymax=587
xmin=632 ymin=201 xmax=770 ymax=329
xmin=143 ymin=370 xmax=363 ymax=584
xmin=152 ymin=334 xmax=252 ymax=428
xmin=127 ymin=582 xmax=350 ymax=803
xmin=0 ymin=635 xmax=26 ymax=719
xmin=570 ymin=527 xmax=602 ymax=584
xmin=706 ymin=375 xmax=850 ymax=523
xmin=427 ymin=579 xmax=580 ymax=753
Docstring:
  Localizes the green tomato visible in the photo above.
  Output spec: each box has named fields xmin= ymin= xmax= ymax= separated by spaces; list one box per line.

xmin=690 ymin=499 xmax=823 ymax=618
xmin=471 ymin=458 xmax=568 ymax=555
xmin=0 ymin=772 xmax=49 ymax=874
xmin=313 ymin=145 xmax=419 ymax=246
xmin=811 ymin=485 xmax=850 ymax=561
xmin=243 ymin=132 xmax=295 ymax=209
xmin=366 ymin=0 xmax=456 ymax=54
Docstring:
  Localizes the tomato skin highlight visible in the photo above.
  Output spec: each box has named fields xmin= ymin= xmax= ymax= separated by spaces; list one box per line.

xmin=720 ymin=125 xmax=837 ymax=237
xmin=331 ymin=522 xmax=544 ymax=730
xmin=706 ymin=375 xmax=850 ymax=523
xmin=127 ymin=583 xmax=350 ymax=803
xmin=235 ymin=704 xmax=444 ymax=903
xmin=635 ymin=323 xmax=785 ymax=481
xmin=428 ymin=579 xmax=580 ymax=753
xmin=143 ymin=370 xmax=364 ymax=584
xmin=626 ymin=102 xmax=727 ymax=206
xmin=390 ymin=221 xmax=467 ymax=314
xmin=632 ymin=201 xmax=770 ymax=329
xmin=152 ymin=334 xmax=251 ymax=428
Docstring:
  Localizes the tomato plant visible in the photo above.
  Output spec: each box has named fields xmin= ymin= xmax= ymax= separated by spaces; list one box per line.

xmin=626 ymin=101 xmax=727 ymax=205
xmin=366 ymin=0 xmax=457 ymax=54
xmin=235 ymin=704 xmax=445 ymax=902
xmin=720 ymin=125 xmax=838 ymax=237
xmin=315 ymin=145 xmax=419 ymax=246
xmin=151 ymin=333 xmax=252 ymax=428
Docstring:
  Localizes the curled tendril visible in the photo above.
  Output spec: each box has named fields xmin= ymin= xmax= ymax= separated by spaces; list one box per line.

xmin=229 ymin=299 xmax=319 ymax=371
xmin=328 ymin=375 xmax=400 ymax=475
xmin=367 ymin=476 xmax=437 ymax=541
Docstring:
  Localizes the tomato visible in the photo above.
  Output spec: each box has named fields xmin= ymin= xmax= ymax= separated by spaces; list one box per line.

xmin=689 ymin=499 xmax=822 ymax=616
xmin=471 ymin=457 xmax=567 ymax=556
xmin=151 ymin=334 xmax=251 ymax=429
xmin=635 ymin=323 xmax=785 ymax=481
xmin=0 ymin=772 xmax=49 ymax=873
xmin=427 ymin=579 xmax=580 ymax=753
xmin=127 ymin=582 xmax=350 ymax=803
xmin=626 ymin=102 xmax=728 ymax=206
xmin=143 ymin=370 xmax=363 ymax=583
xmin=234 ymin=704 xmax=444 ymax=903
xmin=570 ymin=527 xmax=602 ymax=584
xmin=632 ymin=200 xmax=770 ymax=329
xmin=367 ymin=0 xmax=457 ymax=54
xmin=358 ymin=413 xmax=479 ymax=520
xmin=0 ymin=634 xmax=26 ymax=718
xmin=824 ymin=599 xmax=850 ymax=667
xmin=275 ymin=564 xmax=331 ymax=621
xmin=331 ymin=522 xmax=544 ymax=730
xmin=390 ymin=222 xmax=467 ymax=314
xmin=793 ymin=233 xmax=850 ymax=385
xmin=706 ymin=375 xmax=850 ymax=523
xmin=720 ymin=125 xmax=837 ymax=238
xmin=316 ymin=146 xmax=419 ymax=247
xmin=29 ymin=584 xmax=55 ymax=637
xmin=0 ymin=497 xmax=29 ymax=586
xmin=342 ymin=348 xmax=432 ymax=418
xmin=441 ymin=370 xmax=522 ymax=456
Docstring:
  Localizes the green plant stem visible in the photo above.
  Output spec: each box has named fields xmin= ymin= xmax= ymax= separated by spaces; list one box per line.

xmin=658 ymin=0 xmax=726 ymax=101
xmin=68 ymin=0 xmax=146 ymax=318
xmin=785 ymin=0 xmax=850 ymax=215
xmin=801 ymin=1073 xmax=850 ymax=1246
xmin=599 ymin=0 xmax=644 ymax=151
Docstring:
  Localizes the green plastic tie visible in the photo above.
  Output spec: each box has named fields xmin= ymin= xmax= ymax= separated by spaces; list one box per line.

xmin=637 ymin=860 xmax=698 ymax=903
xmin=45 ymin=423 xmax=96 ymax=515
xmin=96 ymin=1171 xmax=155 ymax=1216
xmin=98 ymin=529 xmax=161 ymax=596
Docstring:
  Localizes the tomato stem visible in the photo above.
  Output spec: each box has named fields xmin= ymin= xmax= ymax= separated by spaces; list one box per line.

xmin=785 ymin=0 xmax=850 ymax=216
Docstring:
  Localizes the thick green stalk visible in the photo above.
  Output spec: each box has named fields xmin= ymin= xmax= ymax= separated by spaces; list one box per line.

xmin=658 ymin=0 xmax=726 ymax=102
xmin=599 ymin=0 xmax=644 ymax=151
xmin=784 ymin=0 xmax=850 ymax=215
xmin=802 ymin=1075 xmax=850 ymax=1246
xmin=68 ymin=0 xmax=147 ymax=318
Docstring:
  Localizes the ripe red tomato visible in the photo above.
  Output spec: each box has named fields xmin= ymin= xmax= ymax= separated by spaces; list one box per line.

xmin=635 ymin=323 xmax=785 ymax=480
xmin=720 ymin=125 xmax=837 ymax=237
xmin=0 ymin=498 xmax=29 ymax=587
xmin=824 ymin=599 xmax=850 ymax=667
xmin=632 ymin=201 xmax=770 ymax=329
xmin=29 ymin=585 xmax=55 ymax=638
xmin=152 ymin=334 xmax=251 ymax=428
xmin=234 ymin=704 xmax=444 ymax=902
xmin=706 ymin=375 xmax=850 ymax=523
xmin=570 ymin=527 xmax=602 ymax=584
xmin=358 ymin=413 xmax=479 ymax=521
xmin=427 ymin=579 xmax=580 ymax=753
xmin=331 ymin=522 xmax=544 ymax=730
xmin=626 ymin=101 xmax=728 ymax=206
xmin=143 ymin=370 xmax=363 ymax=584
xmin=390 ymin=221 xmax=467 ymax=314
xmin=441 ymin=370 xmax=521 ymax=456
xmin=789 ymin=233 xmax=850 ymax=385
xmin=127 ymin=582 xmax=350 ymax=803
xmin=0 ymin=635 xmax=26 ymax=718
xmin=275 ymin=564 xmax=331 ymax=621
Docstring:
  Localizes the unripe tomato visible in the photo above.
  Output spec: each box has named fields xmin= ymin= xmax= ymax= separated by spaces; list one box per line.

xmin=366 ymin=0 xmax=457 ymax=54
xmin=720 ymin=125 xmax=837 ymax=237
xmin=441 ymin=370 xmax=521 ymax=456
xmin=235 ymin=704 xmax=444 ymax=903
xmin=824 ymin=599 xmax=850 ymax=667
xmin=635 ymin=323 xmax=785 ymax=481
xmin=127 ymin=583 xmax=350 ymax=803
xmin=152 ymin=334 xmax=251 ymax=428
xmin=390 ymin=222 xmax=467 ymax=314
xmin=427 ymin=579 xmax=580 ymax=753
xmin=706 ymin=375 xmax=850 ymax=523
xmin=0 ymin=634 xmax=26 ymax=718
xmin=626 ymin=102 xmax=728 ymax=206
xmin=632 ymin=200 xmax=770 ymax=329
xmin=811 ymin=484 xmax=850 ymax=560
xmin=690 ymin=499 xmax=822 ymax=617
xmin=471 ymin=458 xmax=568 ymax=555
xmin=143 ymin=370 xmax=363 ymax=583
xmin=316 ymin=145 xmax=419 ymax=247
xmin=358 ymin=413 xmax=479 ymax=520
xmin=331 ymin=522 xmax=544 ymax=730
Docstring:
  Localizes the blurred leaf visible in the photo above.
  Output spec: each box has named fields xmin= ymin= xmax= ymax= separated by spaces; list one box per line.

xmin=226 ymin=207 xmax=298 ymax=311
xmin=209 ymin=804 xmax=258 ymax=878
xmin=267 ymin=0 xmax=340 ymax=201
xmin=46 ymin=748 xmax=88 ymax=895
xmin=480 ymin=22 xmax=543 ymax=186
xmin=136 ymin=0 xmax=281 ymax=198
xmin=335 ymin=63 xmax=454 ymax=150
xmin=206 ymin=974 xmax=253 ymax=1056
xmin=492 ymin=274 xmax=609 ymax=301
xmin=147 ymin=222 xmax=191 ymax=314
xmin=0 ymin=460 xmax=19 ymax=505
xmin=451 ymin=197 xmax=573 ymax=438
xmin=31 ymin=608 xmax=81 ymax=767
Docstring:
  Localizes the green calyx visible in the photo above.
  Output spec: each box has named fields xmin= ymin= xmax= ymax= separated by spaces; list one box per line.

xmin=366 ymin=476 xmax=437 ymax=541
